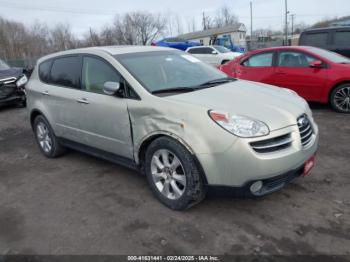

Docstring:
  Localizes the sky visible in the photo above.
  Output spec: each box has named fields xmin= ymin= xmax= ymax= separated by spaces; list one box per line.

xmin=0 ymin=0 xmax=349 ymax=37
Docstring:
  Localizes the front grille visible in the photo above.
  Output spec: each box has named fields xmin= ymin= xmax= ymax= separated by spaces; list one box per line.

xmin=297 ymin=114 xmax=313 ymax=147
xmin=250 ymin=133 xmax=293 ymax=153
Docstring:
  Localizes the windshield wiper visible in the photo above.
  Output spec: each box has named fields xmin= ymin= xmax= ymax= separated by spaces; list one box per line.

xmin=151 ymin=87 xmax=196 ymax=94
xmin=151 ymin=77 xmax=236 ymax=94
xmin=198 ymin=77 xmax=236 ymax=87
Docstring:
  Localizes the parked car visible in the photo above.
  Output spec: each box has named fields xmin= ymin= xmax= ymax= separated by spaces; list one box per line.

xmin=152 ymin=37 xmax=200 ymax=51
xmin=27 ymin=46 xmax=318 ymax=210
xmin=299 ymin=26 xmax=350 ymax=58
xmin=0 ymin=58 xmax=28 ymax=107
xmin=186 ymin=45 xmax=242 ymax=66
xmin=220 ymin=46 xmax=350 ymax=113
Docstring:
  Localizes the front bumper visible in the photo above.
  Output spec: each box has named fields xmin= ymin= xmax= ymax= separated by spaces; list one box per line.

xmin=197 ymin=122 xmax=319 ymax=187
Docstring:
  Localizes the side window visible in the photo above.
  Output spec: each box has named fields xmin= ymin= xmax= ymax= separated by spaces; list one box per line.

xmin=50 ymin=56 xmax=81 ymax=89
xmin=302 ymin=32 xmax=328 ymax=48
xmin=278 ymin=51 xmax=318 ymax=68
xmin=242 ymin=52 xmax=273 ymax=67
xmin=202 ymin=48 xmax=214 ymax=54
xmin=334 ymin=31 xmax=350 ymax=47
xmin=190 ymin=48 xmax=213 ymax=54
xmin=82 ymin=56 xmax=121 ymax=94
xmin=39 ymin=60 xmax=52 ymax=83
xmin=187 ymin=48 xmax=196 ymax=54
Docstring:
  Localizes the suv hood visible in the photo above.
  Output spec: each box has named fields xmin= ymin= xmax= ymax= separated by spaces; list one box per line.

xmin=166 ymin=80 xmax=309 ymax=131
xmin=0 ymin=68 xmax=23 ymax=81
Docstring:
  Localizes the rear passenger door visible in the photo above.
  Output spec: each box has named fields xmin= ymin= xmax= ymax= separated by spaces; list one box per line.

xmin=46 ymin=55 xmax=87 ymax=144
xmin=77 ymin=55 xmax=133 ymax=159
xmin=188 ymin=47 xmax=217 ymax=65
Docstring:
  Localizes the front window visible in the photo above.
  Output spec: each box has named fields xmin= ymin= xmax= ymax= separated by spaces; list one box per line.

xmin=115 ymin=51 xmax=227 ymax=93
xmin=307 ymin=47 xmax=350 ymax=64
xmin=0 ymin=59 xmax=10 ymax=70
xmin=213 ymin=46 xmax=231 ymax=53
xmin=82 ymin=56 xmax=121 ymax=94
xmin=278 ymin=51 xmax=318 ymax=68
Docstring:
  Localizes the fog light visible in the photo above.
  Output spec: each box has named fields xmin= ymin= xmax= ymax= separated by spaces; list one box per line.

xmin=250 ymin=181 xmax=263 ymax=194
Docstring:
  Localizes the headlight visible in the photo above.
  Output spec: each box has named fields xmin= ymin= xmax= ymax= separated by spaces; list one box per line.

xmin=16 ymin=75 xmax=28 ymax=87
xmin=209 ymin=110 xmax=269 ymax=138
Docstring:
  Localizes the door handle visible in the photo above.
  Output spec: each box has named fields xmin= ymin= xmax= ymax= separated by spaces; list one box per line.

xmin=76 ymin=98 xmax=89 ymax=104
xmin=41 ymin=90 xmax=49 ymax=96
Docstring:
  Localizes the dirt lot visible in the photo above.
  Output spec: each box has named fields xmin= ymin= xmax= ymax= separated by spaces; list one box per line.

xmin=0 ymin=105 xmax=349 ymax=255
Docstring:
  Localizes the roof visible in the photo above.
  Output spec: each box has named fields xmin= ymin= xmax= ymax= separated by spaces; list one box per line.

xmin=302 ymin=26 xmax=350 ymax=33
xmin=247 ymin=46 xmax=322 ymax=54
xmin=178 ymin=24 xmax=246 ymax=40
xmin=38 ymin=46 xmax=174 ymax=63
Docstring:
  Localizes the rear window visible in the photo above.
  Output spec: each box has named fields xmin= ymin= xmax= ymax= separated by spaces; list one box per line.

xmin=300 ymin=32 xmax=329 ymax=48
xmin=38 ymin=60 xmax=52 ymax=83
xmin=334 ymin=31 xmax=350 ymax=47
xmin=50 ymin=56 xmax=81 ymax=89
xmin=242 ymin=52 xmax=274 ymax=67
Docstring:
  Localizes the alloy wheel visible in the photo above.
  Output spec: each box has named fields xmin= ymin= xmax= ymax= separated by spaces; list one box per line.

xmin=36 ymin=122 xmax=52 ymax=153
xmin=150 ymin=149 xmax=186 ymax=200
xmin=334 ymin=86 xmax=350 ymax=112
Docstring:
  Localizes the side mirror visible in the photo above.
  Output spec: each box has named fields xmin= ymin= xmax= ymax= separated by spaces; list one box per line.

xmin=103 ymin=81 xmax=120 ymax=96
xmin=212 ymin=50 xmax=218 ymax=55
xmin=309 ymin=60 xmax=323 ymax=68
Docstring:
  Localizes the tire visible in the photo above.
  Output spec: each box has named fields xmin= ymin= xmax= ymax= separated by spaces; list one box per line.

xmin=33 ymin=115 xmax=66 ymax=158
xmin=330 ymin=84 xmax=350 ymax=113
xmin=144 ymin=137 xmax=206 ymax=210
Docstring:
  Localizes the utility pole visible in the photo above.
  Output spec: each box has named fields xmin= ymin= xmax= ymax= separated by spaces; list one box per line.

xmin=290 ymin=14 xmax=295 ymax=37
xmin=284 ymin=0 xmax=289 ymax=46
xmin=250 ymin=1 xmax=253 ymax=39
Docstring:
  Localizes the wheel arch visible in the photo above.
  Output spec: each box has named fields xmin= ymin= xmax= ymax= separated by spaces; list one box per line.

xmin=30 ymin=109 xmax=44 ymax=129
xmin=136 ymin=132 xmax=208 ymax=184
xmin=328 ymin=80 xmax=350 ymax=103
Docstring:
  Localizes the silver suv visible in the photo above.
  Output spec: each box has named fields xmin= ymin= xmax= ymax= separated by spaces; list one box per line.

xmin=27 ymin=46 xmax=319 ymax=210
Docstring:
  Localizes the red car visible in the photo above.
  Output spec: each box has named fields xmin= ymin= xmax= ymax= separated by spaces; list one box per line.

xmin=220 ymin=46 xmax=350 ymax=113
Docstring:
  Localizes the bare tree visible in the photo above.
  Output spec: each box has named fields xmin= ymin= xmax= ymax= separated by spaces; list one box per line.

xmin=214 ymin=5 xmax=239 ymax=28
xmin=129 ymin=11 xmax=167 ymax=45
xmin=49 ymin=23 xmax=77 ymax=51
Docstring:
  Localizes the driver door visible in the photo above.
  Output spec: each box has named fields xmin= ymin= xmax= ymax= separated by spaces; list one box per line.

xmin=76 ymin=55 xmax=133 ymax=159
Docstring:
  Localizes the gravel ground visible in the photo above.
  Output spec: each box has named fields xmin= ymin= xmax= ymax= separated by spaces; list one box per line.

xmin=0 ymin=105 xmax=349 ymax=255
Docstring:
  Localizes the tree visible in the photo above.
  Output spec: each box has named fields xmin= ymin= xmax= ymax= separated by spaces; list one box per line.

xmin=214 ymin=5 xmax=238 ymax=28
xmin=49 ymin=23 xmax=77 ymax=51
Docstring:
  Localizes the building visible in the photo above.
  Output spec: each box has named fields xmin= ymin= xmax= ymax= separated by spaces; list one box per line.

xmin=178 ymin=24 xmax=247 ymax=48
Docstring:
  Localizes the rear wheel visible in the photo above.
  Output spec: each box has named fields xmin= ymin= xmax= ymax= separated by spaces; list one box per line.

xmin=330 ymin=84 xmax=350 ymax=113
xmin=144 ymin=137 xmax=206 ymax=210
xmin=33 ymin=115 xmax=66 ymax=158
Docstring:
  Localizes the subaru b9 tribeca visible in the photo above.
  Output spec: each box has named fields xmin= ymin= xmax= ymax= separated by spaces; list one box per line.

xmin=26 ymin=46 xmax=319 ymax=210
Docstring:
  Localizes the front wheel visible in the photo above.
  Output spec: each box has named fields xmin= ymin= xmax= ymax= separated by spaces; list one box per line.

xmin=144 ymin=137 xmax=206 ymax=210
xmin=330 ymin=84 xmax=350 ymax=113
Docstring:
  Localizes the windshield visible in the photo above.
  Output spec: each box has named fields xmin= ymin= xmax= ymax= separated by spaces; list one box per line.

xmin=213 ymin=46 xmax=231 ymax=53
xmin=308 ymin=47 xmax=350 ymax=63
xmin=0 ymin=59 xmax=10 ymax=70
xmin=115 ymin=51 xmax=227 ymax=93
